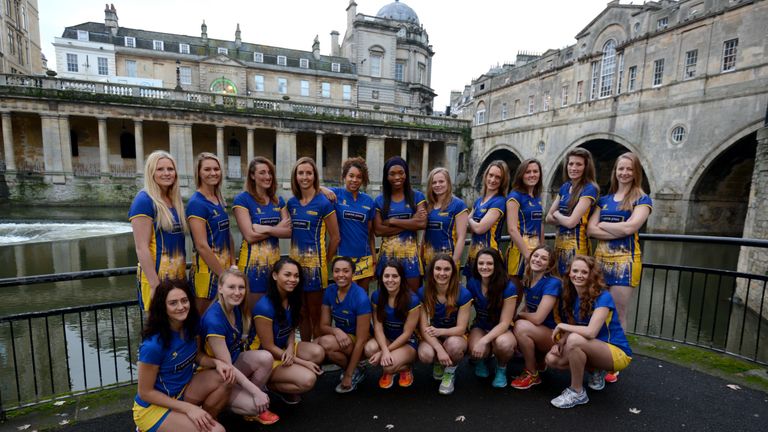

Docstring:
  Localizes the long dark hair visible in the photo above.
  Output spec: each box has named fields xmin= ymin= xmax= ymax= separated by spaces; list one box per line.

xmin=142 ymin=279 xmax=199 ymax=347
xmin=376 ymin=261 xmax=412 ymax=323
xmin=381 ymin=156 xmax=415 ymax=218
xmin=561 ymin=255 xmax=607 ymax=323
xmin=267 ymin=257 xmax=304 ymax=329
xmin=562 ymin=148 xmax=598 ymax=214
xmin=423 ymin=254 xmax=460 ymax=319
xmin=472 ymin=248 xmax=509 ymax=323
xmin=511 ymin=158 xmax=543 ymax=198
xmin=522 ymin=244 xmax=558 ymax=287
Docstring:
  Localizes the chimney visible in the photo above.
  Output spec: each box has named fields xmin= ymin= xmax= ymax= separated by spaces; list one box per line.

xmin=330 ymin=31 xmax=340 ymax=56
xmin=201 ymin=21 xmax=208 ymax=44
xmin=235 ymin=24 xmax=242 ymax=49
xmin=312 ymin=35 xmax=320 ymax=61
xmin=346 ymin=0 xmax=357 ymax=28
xmin=104 ymin=4 xmax=119 ymax=36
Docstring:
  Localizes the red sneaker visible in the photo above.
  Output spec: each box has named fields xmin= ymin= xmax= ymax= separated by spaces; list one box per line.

xmin=379 ymin=372 xmax=395 ymax=389
xmin=398 ymin=368 xmax=414 ymax=387
xmin=510 ymin=370 xmax=541 ymax=390
xmin=605 ymin=371 xmax=619 ymax=383
xmin=244 ymin=409 xmax=280 ymax=425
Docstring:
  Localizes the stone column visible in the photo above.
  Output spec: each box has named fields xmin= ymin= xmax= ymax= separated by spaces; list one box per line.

xmin=275 ymin=129 xmax=297 ymax=194
xmin=40 ymin=114 xmax=65 ymax=184
xmin=247 ymin=128 xmax=255 ymax=164
xmin=168 ymin=123 xmax=194 ymax=189
xmin=341 ymin=134 xmax=349 ymax=162
xmin=216 ymin=126 xmax=226 ymax=177
xmin=366 ymin=136 xmax=385 ymax=192
xmin=400 ymin=139 xmax=407 ymax=159
xmin=316 ymin=132 xmax=324 ymax=181
xmin=97 ymin=117 xmax=109 ymax=176
xmin=1 ymin=112 xmax=15 ymax=171
xmin=420 ymin=141 xmax=430 ymax=186
xmin=134 ymin=120 xmax=144 ymax=175
xmin=57 ymin=115 xmax=73 ymax=176
xmin=445 ymin=142 xmax=458 ymax=183
xmin=182 ymin=124 xmax=194 ymax=187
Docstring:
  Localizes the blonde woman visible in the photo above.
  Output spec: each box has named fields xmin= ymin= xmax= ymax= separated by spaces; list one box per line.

xmin=421 ymin=167 xmax=469 ymax=267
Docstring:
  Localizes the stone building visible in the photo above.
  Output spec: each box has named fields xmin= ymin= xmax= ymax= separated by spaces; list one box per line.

xmin=0 ymin=0 xmax=43 ymax=75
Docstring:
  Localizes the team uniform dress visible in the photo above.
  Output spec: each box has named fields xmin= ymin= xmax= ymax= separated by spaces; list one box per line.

xmin=233 ymin=192 xmax=286 ymax=294
xmin=554 ymin=182 xmax=598 ymax=276
xmin=523 ymin=275 xmax=562 ymax=329
xmin=132 ymin=330 xmax=198 ymax=432
xmin=374 ymin=190 xmax=427 ymax=279
xmin=567 ymin=290 xmax=633 ymax=371
xmin=464 ymin=194 xmax=506 ymax=279
xmin=417 ymin=285 xmax=474 ymax=335
xmin=423 ymin=196 xmax=469 ymax=267
xmin=186 ymin=192 xmax=232 ymax=300
xmin=467 ymin=279 xmax=518 ymax=332
xmin=322 ymin=282 xmax=372 ymax=338
xmin=200 ymin=301 xmax=245 ymax=364
xmin=129 ymin=190 xmax=186 ymax=311
xmin=251 ymin=296 xmax=295 ymax=368
xmin=330 ymin=187 xmax=376 ymax=280
xmin=287 ymin=194 xmax=336 ymax=292
xmin=506 ymin=190 xmax=543 ymax=278
xmin=370 ymin=290 xmax=421 ymax=348
xmin=593 ymin=194 xmax=653 ymax=288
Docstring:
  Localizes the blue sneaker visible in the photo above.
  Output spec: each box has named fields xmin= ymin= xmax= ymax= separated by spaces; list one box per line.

xmin=474 ymin=360 xmax=490 ymax=378
xmin=491 ymin=366 xmax=507 ymax=388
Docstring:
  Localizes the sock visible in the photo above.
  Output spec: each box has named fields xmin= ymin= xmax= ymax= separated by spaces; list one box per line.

xmin=444 ymin=365 xmax=457 ymax=374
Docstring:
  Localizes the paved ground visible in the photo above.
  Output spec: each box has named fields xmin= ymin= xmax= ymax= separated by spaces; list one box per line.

xmin=47 ymin=354 xmax=767 ymax=432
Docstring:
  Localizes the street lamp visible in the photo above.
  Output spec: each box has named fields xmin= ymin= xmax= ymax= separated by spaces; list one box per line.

xmin=175 ymin=59 xmax=182 ymax=91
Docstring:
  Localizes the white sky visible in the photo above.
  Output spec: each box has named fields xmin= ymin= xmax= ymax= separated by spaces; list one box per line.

xmin=38 ymin=0 xmax=620 ymax=109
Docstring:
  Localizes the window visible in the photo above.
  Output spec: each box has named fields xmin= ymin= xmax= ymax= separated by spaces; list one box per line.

xmin=561 ymin=84 xmax=569 ymax=107
xmin=253 ymin=52 xmax=263 ymax=63
xmin=418 ymin=63 xmax=426 ymax=84
xmin=76 ymin=30 xmax=89 ymax=41
xmin=331 ymin=62 xmax=340 ymax=72
xmin=616 ymin=53 xmax=625 ymax=94
xmin=321 ymin=82 xmax=331 ymax=98
xmin=7 ymin=29 xmax=13 ymax=55
xmin=671 ymin=126 xmax=686 ymax=144
xmin=342 ymin=84 xmax=351 ymax=101
xmin=300 ymin=80 xmax=309 ymax=96
xmin=542 ymin=91 xmax=551 ymax=111
xmin=179 ymin=44 xmax=190 ymax=54
xmin=218 ymin=47 xmax=228 ymax=55
xmin=372 ymin=90 xmax=379 ymax=99
xmin=527 ymin=95 xmax=535 ymax=114
xmin=590 ymin=60 xmax=600 ymax=100
xmin=97 ymin=57 xmax=108 ymax=75
xmin=125 ymin=59 xmax=137 ymax=77
xmin=153 ymin=40 xmax=164 ymax=51
xmin=277 ymin=55 xmax=287 ymax=66
xmin=277 ymin=78 xmax=287 ymax=94
xmin=120 ymin=132 xmax=136 ymax=159
xmin=124 ymin=36 xmax=135 ymax=48
xmin=370 ymin=54 xmax=382 ymax=77
xmin=684 ymin=49 xmax=698 ymax=79
xmin=501 ymin=102 xmax=508 ymax=120
xmin=299 ymin=58 xmax=309 ymax=68
xmin=476 ymin=109 xmax=486 ymax=125
xmin=179 ymin=66 xmax=192 ymax=85
xmin=513 ymin=99 xmax=520 ymax=117
xmin=254 ymin=75 xmax=264 ymax=92
xmin=628 ymin=66 xmax=637 ymax=91
xmin=576 ymin=81 xmax=584 ymax=103
xmin=653 ymin=59 xmax=664 ymax=86
xmin=599 ymin=40 xmax=616 ymax=98
xmin=66 ymin=53 xmax=78 ymax=72
xmin=395 ymin=62 xmax=404 ymax=81
xmin=657 ymin=17 xmax=668 ymax=30
xmin=722 ymin=39 xmax=738 ymax=72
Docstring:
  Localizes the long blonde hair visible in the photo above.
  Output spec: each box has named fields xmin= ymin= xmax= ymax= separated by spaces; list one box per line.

xmin=216 ymin=269 xmax=252 ymax=339
xmin=426 ymin=167 xmax=453 ymax=211
xmin=194 ymin=152 xmax=225 ymax=206
xmin=608 ymin=152 xmax=646 ymax=211
xmin=143 ymin=151 xmax=187 ymax=232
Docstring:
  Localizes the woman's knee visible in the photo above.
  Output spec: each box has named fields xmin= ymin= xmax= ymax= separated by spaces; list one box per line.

xmin=444 ymin=337 xmax=467 ymax=358
xmin=563 ymin=333 xmax=588 ymax=351
xmin=417 ymin=344 xmax=434 ymax=363
xmin=513 ymin=320 xmax=533 ymax=337
xmin=493 ymin=333 xmax=517 ymax=354
xmin=364 ymin=339 xmax=380 ymax=358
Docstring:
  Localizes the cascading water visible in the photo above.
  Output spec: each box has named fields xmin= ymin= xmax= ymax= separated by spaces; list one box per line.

xmin=0 ymin=221 xmax=132 ymax=245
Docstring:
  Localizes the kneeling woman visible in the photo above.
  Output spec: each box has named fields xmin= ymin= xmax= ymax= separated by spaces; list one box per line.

xmin=417 ymin=254 xmax=473 ymax=395
xmin=134 ymin=280 xmax=233 ymax=432
xmin=365 ymin=261 xmax=421 ymax=389
xmin=316 ymin=257 xmax=372 ymax=393
xmin=252 ymin=257 xmax=325 ymax=404
xmin=545 ymin=256 xmax=632 ymax=409
xmin=201 ymin=269 xmax=278 ymax=424
xmin=467 ymin=248 xmax=518 ymax=388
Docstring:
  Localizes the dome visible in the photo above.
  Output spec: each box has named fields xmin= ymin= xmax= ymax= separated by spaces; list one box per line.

xmin=376 ymin=0 xmax=420 ymax=25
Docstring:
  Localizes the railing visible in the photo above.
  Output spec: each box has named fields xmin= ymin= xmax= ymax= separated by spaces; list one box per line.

xmin=0 ymin=234 xmax=766 ymax=419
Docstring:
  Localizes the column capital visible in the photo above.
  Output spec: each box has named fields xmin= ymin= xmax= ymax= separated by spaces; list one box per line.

xmin=96 ymin=116 xmax=108 ymax=122
xmin=133 ymin=119 xmax=143 ymax=125
xmin=216 ymin=125 xmax=225 ymax=131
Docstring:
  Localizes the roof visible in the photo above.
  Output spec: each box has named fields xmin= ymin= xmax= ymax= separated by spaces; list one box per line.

xmin=376 ymin=0 xmax=420 ymax=25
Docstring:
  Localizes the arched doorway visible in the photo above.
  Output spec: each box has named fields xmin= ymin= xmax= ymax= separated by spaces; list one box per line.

xmin=474 ymin=148 xmax=522 ymax=192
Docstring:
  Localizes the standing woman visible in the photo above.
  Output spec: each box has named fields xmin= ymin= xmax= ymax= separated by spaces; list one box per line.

xmin=466 ymin=161 xmax=509 ymax=280
xmin=422 ymin=167 xmax=469 ymax=267
xmin=546 ymin=148 xmax=599 ymax=276
xmin=374 ymin=156 xmax=427 ymax=292
xmin=417 ymin=254 xmax=473 ymax=395
xmin=287 ymin=157 xmax=340 ymax=341
xmin=234 ymin=157 xmax=292 ymax=308
xmin=467 ymin=248 xmax=518 ymax=388
xmin=510 ymin=244 xmax=562 ymax=390
xmin=506 ymin=159 xmax=544 ymax=283
xmin=545 ymin=256 xmax=632 ymax=409
xmin=187 ymin=153 xmax=236 ymax=315
xmin=316 ymin=257 xmax=372 ymax=393
xmin=133 ymin=279 xmax=233 ymax=432
xmin=329 ymin=157 xmax=377 ymax=289
xmin=365 ymin=261 xmax=421 ymax=389
xmin=129 ymin=151 xmax=187 ymax=311
xmin=252 ymin=257 xmax=325 ymax=404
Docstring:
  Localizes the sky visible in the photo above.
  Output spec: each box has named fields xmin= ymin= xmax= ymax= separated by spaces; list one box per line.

xmin=38 ymin=0 xmax=623 ymax=110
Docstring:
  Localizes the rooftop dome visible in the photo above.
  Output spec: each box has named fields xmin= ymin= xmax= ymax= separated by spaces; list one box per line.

xmin=376 ymin=0 xmax=419 ymax=25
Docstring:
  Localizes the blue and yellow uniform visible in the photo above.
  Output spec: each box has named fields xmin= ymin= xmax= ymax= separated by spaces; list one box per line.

xmin=132 ymin=330 xmax=198 ymax=432
xmin=418 ymin=285 xmax=473 ymax=330
xmin=506 ymin=190 xmax=543 ymax=278
xmin=186 ymin=192 xmax=232 ymax=300
xmin=464 ymin=194 xmax=506 ymax=279
xmin=233 ymin=192 xmax=285 ymax=294
xmin=524 ymin=275 xmax=562 ymax=329
xmin=594 ymin=194 xmax=653 ymax=287
xmin=554 ymin=181 xmax=598 ymax=276
xmin=375 ymin=190 xmax=427 ymax=279
xmin=322 ymin=282 xmax=372 ymax=335
xmin=200 ymin=301 xmax=245 ymax=364
xmin=331 ymin=187 xmax=376 ymax=280
xmin=467 ymin=279 xmax=518 ymax=332
xmin=251 ymin=295 xmax=294 ymax=351
xmin=287 ymin=194 xmax=336 ymax=292
xmin=569 ymin=290 xmax=632 ymax=370
xmin=370 ymin=289 xmax=421 ymax=348
xmin=129 ymin=190 xmax=186 ymax=311
xmin=423 ymin=196 xmax=469 ymax=266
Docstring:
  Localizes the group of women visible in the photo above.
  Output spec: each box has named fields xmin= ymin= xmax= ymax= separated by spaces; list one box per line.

xmin=129 ymin=146 xmax=652 ymax=431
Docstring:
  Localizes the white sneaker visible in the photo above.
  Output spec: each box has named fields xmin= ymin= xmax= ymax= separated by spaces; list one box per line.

xmin=551 ymin=387 xmax=589 ymax=409
xmin=587 ymin=370 xmax=606 ymax=391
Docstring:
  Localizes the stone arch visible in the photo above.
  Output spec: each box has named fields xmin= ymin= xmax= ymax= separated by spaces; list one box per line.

xmin=474 ymin=145 xmax=523 ymax=191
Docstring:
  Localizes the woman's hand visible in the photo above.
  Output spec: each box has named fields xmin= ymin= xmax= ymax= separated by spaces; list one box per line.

xmin=334 ymin=328 xmax=353 ymax=350
xmin=213 ymin=359 xmax=235 ymax=384
xmin=296 ymin=358 xmax=323 ymax=375
xmin=185 ymin=404 xmax=217 ymax=432
xmin=425 ymin=325 xmax=442 ymax=338
xmin=281 ymin=348 xmax=295 ymax=367
xmin=436 ymin=348 xmax=453 ymax=367
xmin=380 ymin=349 xmax=394 ymax=367
xmin=368 ymin=351 xmax=382 ymax=366
xmin=340 ymin=374 xmax=353 ymax=390
xmin=471 ymin=339 xmax=488 ymax=359
xmin=251 ymin=388 xmax=269 ymax=414
xmin=552 ymin=324 xmax=566 ymax=343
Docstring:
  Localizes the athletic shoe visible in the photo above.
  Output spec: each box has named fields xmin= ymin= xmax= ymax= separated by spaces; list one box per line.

xmin=491 ymin=366 xmax=507 ymax=388
xmin=438 ymin=370 xmax=456 ymax=395
xmin=336 ymin=367 xmax=365 ymax=393
xmin=352 ymin=367 xmax=366 ymax=386
xmin=432 ymin=363 xmax=445 ymax=380
xmin=551 ymin=387 xmax=589 ymax=409
xmin=509 ymin=370 xmax=541 ymax=390
xmin=588 ymin=370 xmax=606 ymax=391
xmin=243 ymin=410 xmax=280 ymax=425
xmin=270 ymin=390 xmax=301 ymax=405
xmin=398 ymin=368 xmax=414 ymax=387
xmin=605 ymin=371 xmax=619 ymax=383
xmin=379 ymin=372 xmax=395 ymax=389
xmin=474 ymin=360 xmax=490 ymax=378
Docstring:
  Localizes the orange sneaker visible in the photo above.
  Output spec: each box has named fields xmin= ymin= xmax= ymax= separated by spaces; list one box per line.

xmin=510 ymin=370 xmax=541 ymax=390
xmin=379 ymin=372 xmax=395 ymax=389
xmin=398 ymin=368 xmax=414 ymax=387
xmin=244 ymin=409 xmax=280 ymax=425
xmin=605 ymin=371 xmax=619 ymax=383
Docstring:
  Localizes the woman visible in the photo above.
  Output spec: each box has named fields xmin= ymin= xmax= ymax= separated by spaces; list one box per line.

xmin=417 ymin=254 xmax=473 ymax=395
xmin=129 ymin=151 xmax=187 ymax=311
xmin=506 ymin=159 xmax=544 ymax=282
xmin=546 ymin=148 xmax=599 ymax=276
xmin=545 ymin=256 xmax=632 ymax=409
xmin=316 ymin=257 xmax=372 ymax=393
xmin=252 ymin=257 xmax=325 ymax=404
xmin=133 ymin=279 xmax=232 ymax=432
xmin=510 ymin=245 xmax=562 ymax=390
xmin=328 ymin=157 xmax=377 ymax=290
xmin=365 ymin=261 xmax=421 ymax=389
xmin=201 ymin=269 xmax=278 ymax=424
xmin=467 ymin=248 xmax=518 ymax=388
xmin=374 ymin=156 xmax=427 ymax=293
xmin=421 ymin=167 xmax=469 ymax=267
xmin=187 ymin=153 xmax=236 ymax=315
xmin=287 ymin=157 xmax=340 ymax=340
xmin=466 ymin=161 xmax=509 ymax=280
xmin=234 ymin=157 xmax=292 ymax=308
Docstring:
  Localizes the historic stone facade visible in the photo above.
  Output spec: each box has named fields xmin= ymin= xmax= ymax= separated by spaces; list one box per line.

xmin=0 ymin=0 xmax=43 ymax=75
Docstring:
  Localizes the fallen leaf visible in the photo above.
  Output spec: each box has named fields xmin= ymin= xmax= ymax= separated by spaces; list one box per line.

xmin=629 ymin=408 xmax=641 ymax=414
xmin=455 ymin=415 xmax=466 ymax=422
xmin=385 ymin=425 xmax=394 ymax=430
xmin=726 ymin=384 xmax=741 ymax=390
xmin=17 ymin=425 xmax=31 ymax=431
xmin=80 ymin=406 xmax=89 ymax=411
xmin=373 ymin=415 xmax=378 ymax=420
xmin=53 ymin=401 xmax=66 ymax=406
xmin=58 ymin=420 xmax=69 ymax=426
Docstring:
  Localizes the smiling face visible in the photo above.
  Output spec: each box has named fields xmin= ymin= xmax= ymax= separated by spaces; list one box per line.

xmin=615 ymin=157 xmax=634 ymax=186
xmin=523 ymin=162 xmax=541 ymax=188
xmin=431 ymin=171 xmax=448 ymax=197
xmin=569 ymin=259 xmax=591 ymax=292
xmin=381 ymin=266 xmax=401 ymax=295
xmin=154 ymin=158 xmax=176 ymax=191
xmin=218 ymin=274 xmax=246 ymax=309
xmin=199 ymin=158 xmax=221 ymax=188
xmin=476 ymin=253 xmax=495 ymax=280
xmin=529 ymin=248 xmax=551 ymax=273
xmin=332 ymin=260 xmax=353 ymax=289
xmin=387 ymin=165 xmax=406 ymax=191
xmin=166 ymin=287 xmax=190 ymax=326
xmin=567 ymin=156 xmax=586 ymax=181
xmin=253 ymin=163 xmax=273 ymax=191
xmin=433 ymin=259 xmax=453 ymax=288
xmin=485 ymin=166 xmax=503 ymax=194
xmin=345 ymin=166 xmax=363 ymax=193
xmin=296 ymin=163 xmax=315 ymax=191
xmin=274 ymin=263 xmax=300 ymax=294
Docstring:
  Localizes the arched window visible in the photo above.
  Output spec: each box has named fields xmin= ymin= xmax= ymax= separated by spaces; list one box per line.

xmin=599 ymin=40 xmax=616 ymax=98
xmin=475 ymin=101 xmax=486 ymax=125
xmin=210 ymin=77 xmax=238 ymax=95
